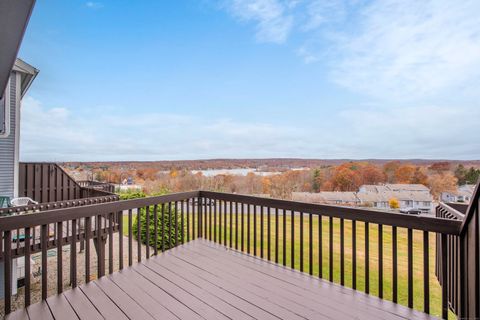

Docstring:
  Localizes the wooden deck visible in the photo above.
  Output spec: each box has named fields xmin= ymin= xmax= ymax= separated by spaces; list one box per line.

xmin=6 ymin=239 xmax=437 ymax=320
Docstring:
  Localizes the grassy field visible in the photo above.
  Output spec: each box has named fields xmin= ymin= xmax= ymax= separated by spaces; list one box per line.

xmin=123 ymin=212 xmax=455 ymax=319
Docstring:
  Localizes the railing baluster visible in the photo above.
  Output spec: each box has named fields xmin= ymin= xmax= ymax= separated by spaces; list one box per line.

xmin=441 ymin=233 xmax=448 ymax=319
xmin=25 ymin=227 xmax=31 ymax=306
xmin=209 ymin=199 xmax=212 ymax=241
xmin=154 ymin=205 xmax=158 ymax=254
xmin=340 ymin=218 xmax=345 ymax=286
xmin=145 ymin=205 xmax=150 ymax=258
xmin=261 ymin=205 xmax=264 ymax=258
xmin=300 ymin=212 xmax=304 ymax=272
xmin=229 ymin=201 xmax=233 ymax=248
xmin=365 ymin=222 xmax=369 ymax=294
xmin=291 ymin=210 xmax=295 ymax=268
xmin=247 ymin=203 xmax=250 ymax=253
xmin=137 ymin=208 xmax=142 ymax=262
xmin=85 ymin=217 xmax=91 ymax=282
xmin=408 ymin=228 xmax=413 ymax=308
xmin=230 ymin=201 xmax=233 ymax=248
xmin=214 ymin=200 xmax=217 ymax=243
xmin=181 ymin=200 xmax=185 ymax=244
xmin=267 ymin=206 xmax=271 ymax=260
xmin=107 ymin=213 xmax=113 ymax=274
xmin=56 ymin=222 xmax=63 ymax=292
xmin=424 ymin=231 xmax=430 ymax=314
xmin=192 ymin=199 xmax=195 ymax=240
xmin=352 ymin=220 xmax=356 ymax=290
xmin=175 ymin=201 xmax=179 ymax=247
xmin=218 ymin=199 xmax=222 ymax=244
xmin=319 ymin=215 xmax=323 ymax=278
xmin=378 ymin=224 xmax=383 ymax=299
xmin=202 ymin=198 xmax=211 ymax=239
xmin=4 ymin=230 xmax=12 ymax=315
xmin=241 ymin=203 xmax=245 ymax=252
xmin=309 ymin=213 xmax=313 ymax=275
xmin=118 ymin=211 xmax=123 ymax=270
xmin=392 ymin=226 xmax=397 ymax=303
xmin=283 ymin=208 xmax=286 ymax=266
xmin=128 ymin=209 xmax=133 ymax=266
xmin=329 ymin=217 xmax=333 ymax=282
xmin=187 ymin=200 xmax=190 ymax=242
xmin=161 ymin=203 xmax=165 ymax=250
xmin=71 ymin=219 xmax=78 ymax=287
xmin=169 ymin=202 xmax=173 ymax=249
xmin=254 ymin=204 xmax=257 ymax=256
xmin=41 ymin=224 xmax=48 ymax=300
xmin=235 ymin=202 xmax=239 ymax=250
xmin=275 ymin=207 xmax=279 ymax=264
xmin=224 ymin=200 xmax=227 ymax=246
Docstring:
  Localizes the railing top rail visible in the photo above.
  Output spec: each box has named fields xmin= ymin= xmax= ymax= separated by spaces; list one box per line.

xmin=200 ymin=191 xmax=462 ymax=235
xmin=0 ymin=191 xmax=200 ymax=231
xmin=0 ymin=194 xmax=119 ymax=215
xmin=438 ymin=202 xmax=466 ymax=220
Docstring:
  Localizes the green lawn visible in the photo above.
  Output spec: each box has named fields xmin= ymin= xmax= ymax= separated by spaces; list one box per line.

xmin=123 ymin=212 xmax=455 ymax=319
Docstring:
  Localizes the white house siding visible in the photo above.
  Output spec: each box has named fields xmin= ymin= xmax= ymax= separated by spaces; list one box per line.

xmin=0 ymin=71 xmax=16 ymax=199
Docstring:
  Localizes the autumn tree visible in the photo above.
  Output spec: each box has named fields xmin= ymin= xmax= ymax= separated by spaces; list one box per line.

xmin=428 ymin=173 xmax=458 ymax=198
xmin=394 ymin=164 xmax=416 ymax=183
xmin=383 ymin=161 xmax=401 ymax=183
xmin=428 ymin=162 xmax=451 ymax=173
xmin=330 ymin=166 xmax=362 ymax=191
xmin=360 ymin=164 xmax=386 ymax=185
xmin=411 ymin=167 xmax=428 ymax=185
xmin=389 ymin=198 xmax=400 ymax=209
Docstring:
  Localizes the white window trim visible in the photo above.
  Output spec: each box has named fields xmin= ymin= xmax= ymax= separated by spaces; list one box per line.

xmin=0 ymin=77 xmax=11 ymax=138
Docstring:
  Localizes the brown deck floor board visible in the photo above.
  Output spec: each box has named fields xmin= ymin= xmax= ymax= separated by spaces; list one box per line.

xmin=63 ymin=288 xmax=103 ymax=320
xmin=26 ymin=301 xmax=53 ymax=320
xmin=194 ymin=239 xmax=436 ymax=320
xmin=93 ymin=277 xmax=156 ymax=320
xmin=147 ymin=257 xmax=277 ymax=320
xmin=185 ymin=241 xmax=406 ymax=320
xmin=171 ymin=246 xmax=358 ymax=320
xmin=13 ymin=238 xmax=439 ymax=320
xmin=143 ymin=259 xmax=255 ymax=320
xmin=4 ymin=308 xmax=29 ymax=320
xmin=108 ymin=271 xmax=177 ymax=320
xmin=79 ymin=282 xmax=129 ymax=320
xmin=46 ymin=294 xmax=79 ymax=320
xmin=159 ymin=252 xmax=316 ymax=320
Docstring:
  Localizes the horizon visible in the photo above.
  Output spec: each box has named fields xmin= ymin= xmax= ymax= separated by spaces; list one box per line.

xmin=18 ymin=0 xmax=480 ymax=161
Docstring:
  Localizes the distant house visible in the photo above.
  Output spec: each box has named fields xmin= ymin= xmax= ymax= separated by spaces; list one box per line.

xmin=441 ymin=184 xmax=475 ymax=203
xmin=293 ymin=191 xmax=360 ymax=206
xmin=293 ymin=183 xmax=433 ymax=213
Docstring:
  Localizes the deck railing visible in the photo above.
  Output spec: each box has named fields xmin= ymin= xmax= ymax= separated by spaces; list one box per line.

xmin=1 ymin=188 xmax=478 ymax=319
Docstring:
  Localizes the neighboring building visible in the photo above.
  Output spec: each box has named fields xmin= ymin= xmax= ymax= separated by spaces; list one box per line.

xmin=441 ymin=184 xmax=475 ymax=203
xmin=293 ymin=183 xmax=433 ymax=213
xmin=0 ymin=59 xmax=38 ymax=201
xmin=293 ymin=192 xmax=359 ymax=206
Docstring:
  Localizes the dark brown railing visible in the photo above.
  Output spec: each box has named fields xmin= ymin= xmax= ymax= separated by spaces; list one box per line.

xmin=18 ymin=163 xmax=117 ymax=203
xmin=1 ymin=188 xmax=478 ymax=319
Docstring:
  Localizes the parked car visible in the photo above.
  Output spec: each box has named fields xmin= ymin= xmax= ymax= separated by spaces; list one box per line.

xmin=400 ymin=208 xmax=421 ymax=215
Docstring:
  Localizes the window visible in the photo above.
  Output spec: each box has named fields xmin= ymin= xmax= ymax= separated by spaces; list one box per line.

xmin=0 ymin=94 xmax=6 ymax=135
xmin=0 ymin=85 xmax=10 ymax=138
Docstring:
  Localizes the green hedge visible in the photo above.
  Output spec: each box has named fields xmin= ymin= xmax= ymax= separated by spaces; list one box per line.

xmin=132 ymin=204 xmax=183 ymax=251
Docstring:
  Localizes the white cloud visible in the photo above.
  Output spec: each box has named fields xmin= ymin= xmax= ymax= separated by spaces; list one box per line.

xmin=224 ymin=0 xmax=294 ymax=43
xmin=221 ymin=0 xmax=480 ymax=100
xmin=331 ymin=0 xmax=480 ymax=100
xmin=20 ymin=96 xmax=480 ymax=161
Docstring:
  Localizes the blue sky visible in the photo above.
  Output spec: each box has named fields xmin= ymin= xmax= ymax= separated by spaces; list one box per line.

xmin=18 ymin=0 xmax=480 ymax=161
